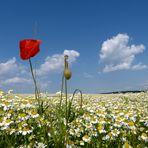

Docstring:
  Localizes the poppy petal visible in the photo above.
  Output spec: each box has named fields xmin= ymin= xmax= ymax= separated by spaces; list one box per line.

xmin=20 ymin=39 xmax=41 ymax=60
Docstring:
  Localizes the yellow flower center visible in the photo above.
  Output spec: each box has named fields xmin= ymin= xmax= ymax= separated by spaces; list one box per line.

xmin=128 ymin=122 xmax=134 ymax=126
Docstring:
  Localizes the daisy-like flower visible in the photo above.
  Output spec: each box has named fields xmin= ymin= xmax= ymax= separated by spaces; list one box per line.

xmin=76 ymin=117 xmax=82 ymax=123
xmin=130 ymin=115 xmax=137 ymax=122
xmin=2 ymin=102 xmax=11 ymax=111
xmin=4 ymin=119 xmax=13 ymax=126
xmin=111 ymin=129 xmax=120 ymax=137
xmin=89 ymin=109 xmax=95 ymax=113
xmin=105 ymin=132 xmax=114 ymax=140
xmin=18 ymin=113 xmax=30 ymax=121
xmin=80 ymin=140 xmax=84 ymax=146
xmin=97 ymin=124 xmax=106 ymax=133
xmin=30 ymin=111 xmax=39 ymax=118
xmin=8 ymin=128 xmax=16 ymax=135
xmin=75 ymin=128 xmax=81 ymax=137
xmin=102 ymin=135 xmax=110 ymax=141
xmin=85 ymin=122 xmax=92 ymax=129
xmin=0 ymin=119 xmax=13 ymax=130
xmin=79 ymin=126 xmax=84 ymax=133
xmin=128 ymin=121 xmax=136 ymax=130
xmin=82 ymin=135 xmax=91 ymax=143
xmin=114 ymin=121 xmax=122 ymax=128
xmin=122 ymin=142 xmax=132 ymax=148
xmin=67 ymin=140 xmax=75 ymax=147
xmin=20 ymin=127 xmax=33 ymax=136
xmin=69 ymin=128 xmax=75 ymax=135
xmin=99 ymin=118 xmax=106 ymax=125
xmin=18 ymin=121 xmax=28 ymax=128
xmin=20 ymin=100 xmax=33 ymax=109
xmin=90 ymin=117 xmax=98 ymax=124
xmin=97 ymin=111 xmax=106 ymax=118
xmin=122 ymin=137 xmax=127 ymax=142
xmin=119 ymin=112 xmax=124 ymax=116
xmin=0 ymin=117 xmax=5 ymax=126
xmin=92 ymin=131 xmax=98 ymax=137
xmin=83 ymin=113 xmax=91 ymax=121
xmin=34 ymin=142 xmax=47 ymax=148
xmin=141 ymin=133 xmax=148 ymax=142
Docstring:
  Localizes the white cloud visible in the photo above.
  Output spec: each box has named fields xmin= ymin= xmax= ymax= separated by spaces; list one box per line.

xmin=2 ymin=77 xmax=32 ymax=84
xmin=0 ymin=50 xmax=79 ymax=93
xmin=131 ymin=63 xmax=147 ymax=70
xmin=99 ymin=33 xmax=147 ymax=72
xmin=0 ymin=57 xmax=29 ymax=77
xmin=64 ymin=50 xmax=80 ymax=63
xmin=37 ymin=50 xmax=80 ymax=76
xmin=0 ymin=57 xmax=18 ymax=75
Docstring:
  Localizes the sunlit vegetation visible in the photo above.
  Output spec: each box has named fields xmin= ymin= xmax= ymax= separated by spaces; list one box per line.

xmin=0 ymin=90 xmax=148 ymax=147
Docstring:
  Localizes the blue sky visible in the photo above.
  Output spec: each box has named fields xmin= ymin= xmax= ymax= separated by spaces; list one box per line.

xmin=0 ymin=0 xmax=148 ymax=93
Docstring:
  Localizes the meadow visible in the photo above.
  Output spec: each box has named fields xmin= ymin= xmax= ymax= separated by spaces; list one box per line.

xmin=0 ymin=90 xmax=148 ymax=148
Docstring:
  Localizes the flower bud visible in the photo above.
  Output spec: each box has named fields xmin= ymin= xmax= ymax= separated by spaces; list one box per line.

xmin=64 ymin=68 xmax=72 ymax=80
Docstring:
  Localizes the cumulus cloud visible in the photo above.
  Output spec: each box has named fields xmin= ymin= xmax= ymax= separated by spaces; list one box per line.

xmin=0 ymin=50 xmax=79 ymax=93
xmin=2 ymin=77 xmax=32 ymax=84
xmin=37 ymin=50 xmax=80 ymax=76
xmin=0 ymin=57 xmax=18 ymax=75
xmin=0 ymin=57 xmax=29 ymax=77
xmin=131 ymin=63 xmax=147 ymax=70
xmin=99 ymin=33 xmax=147 ymax=72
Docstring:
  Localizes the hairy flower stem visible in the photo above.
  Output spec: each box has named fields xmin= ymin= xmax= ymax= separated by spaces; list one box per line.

xmin=65 ymin=78 xmax=68 ymax=127
xmin=68 ymin=89 xmax=83 ymax=119
xmin=28 ymin=58 xmax=40 ymax=101
xmin=59 ymin=74 xmax=64 ymax=108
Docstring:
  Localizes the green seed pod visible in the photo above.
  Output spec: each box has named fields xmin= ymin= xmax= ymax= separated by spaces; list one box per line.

xmin=64 ymin=68 xmax=72 ymax=80
xmin=64 ymin=55 xmax=72 ymax=80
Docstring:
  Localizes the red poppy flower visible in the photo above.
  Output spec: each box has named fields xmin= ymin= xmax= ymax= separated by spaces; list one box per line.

xmin=20 ymin=39 xmax=41 ymax=60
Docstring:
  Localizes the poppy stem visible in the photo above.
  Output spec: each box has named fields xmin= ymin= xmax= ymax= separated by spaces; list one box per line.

xmin=65 ymin=78 xmax=68 ymax=127
xmin=59 ymin=74 xmax=64 ymax=108
xmin=68 ymin=89 xmax=83 ymax=119
xmin=28 ymin=58 xmax=39 ymax=100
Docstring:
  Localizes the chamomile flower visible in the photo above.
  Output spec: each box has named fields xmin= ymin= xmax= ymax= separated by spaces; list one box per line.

xmin=98 ymin=117 xmax=106 ymax=124
xmin=18 ymin=113 xmax=30 ymax=121
xmin=30 ymin=111 xmax=39 ymax=118
xmin=4 ymin=119 xmax=13 ymax=126
xmin=85 ymin=122 xmax=92 ymax=129
xmin=114 ymin=121 xmax=122 ymax=128
xmin=69 ymin=129 xmax=75 ymax=135
xmin=20 ymin=127 xmax=33 ymax=136
xmin=82 ymin=135 xmax=91 ymax=143
xmin=34 ymin=142 xmax=47 ymax=148
xmin=122 ymin=142 xmax=132 ymax=148
xmin=141 ymin=133 xmax=148 ymax=142
xmin=111 ymin=129 xmax=120 ymax=137
xmin=128 ymin=121 xmax=136 ymax=130
xmin=90 ymin=117 xmax=98 ymax=124
xmin=80 ymin=140 xmax=84 ymax=145
xmin=97 ymin=124 xmax=106 ymax=133
xmin=20 ymin=100 xmax=33 ymax=109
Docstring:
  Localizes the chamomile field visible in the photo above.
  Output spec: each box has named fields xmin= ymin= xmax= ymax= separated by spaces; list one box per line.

xmin=1 ymin=2 xmax=148 ymax=148
xmin=0 ymin=90 xmax=148 ymax=148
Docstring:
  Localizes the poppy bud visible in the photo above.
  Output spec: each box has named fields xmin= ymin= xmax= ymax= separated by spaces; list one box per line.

xmin=64 ymin=68 xmax=72 ymax=80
